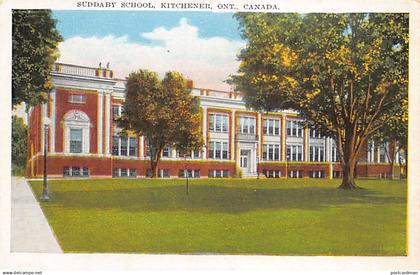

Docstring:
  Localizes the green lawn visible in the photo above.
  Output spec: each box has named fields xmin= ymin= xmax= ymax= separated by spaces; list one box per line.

xmin=29 ymin=178 xmax=407 ymax=255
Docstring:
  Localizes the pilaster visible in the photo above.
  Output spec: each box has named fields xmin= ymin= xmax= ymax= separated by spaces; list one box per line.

xmin=304 ymin=128 xmax=309 ymax=162
xmin=202 ymin=106 xmax=207 ymax=159
xmin=281 ymin=115 xmax=286 ymax=161
xmin=97 ymin=91 xmax=104 ymax=154
xmin=50 ymin=90 xmax=56 ymax=153
xmin=231 ymin=110 xmax=236 ymax=160
xmin=104 ymin=91 xmax=111 ymax=154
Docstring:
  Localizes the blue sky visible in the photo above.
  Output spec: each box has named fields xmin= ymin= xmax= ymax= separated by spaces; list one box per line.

xmin=53 ymin=11 xmax=242 ymax=43
xmin=52 ymin=11 xmax=245 ymax=90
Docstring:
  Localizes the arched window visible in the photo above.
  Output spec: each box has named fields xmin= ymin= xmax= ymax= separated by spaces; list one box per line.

xmin=63 ymin=110 xmax=91 ymax=154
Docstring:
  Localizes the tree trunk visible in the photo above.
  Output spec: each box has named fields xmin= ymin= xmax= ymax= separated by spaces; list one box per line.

xmin=339 ymin=160 xmax=360 ymax=189
xmin=150 ymin=159 xmax=158 ymax=178
xmin=338 ymin=137 xmax=361 ymax=190
xmin=387 ymin=140 xmax=397 ymax=180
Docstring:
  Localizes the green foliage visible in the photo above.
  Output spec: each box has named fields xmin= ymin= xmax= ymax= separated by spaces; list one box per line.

xmin=12 ymin=115 xmax=27 ymax=176
xmin=12 ymin=10 xmax=63 ymax=108
xmin=233 ymin=13 xmax=408 ymax=188
xmin=30 ymin=178 xmax=406 ymax=255
xmin=119 ymin=70 xmax=204 ymax=177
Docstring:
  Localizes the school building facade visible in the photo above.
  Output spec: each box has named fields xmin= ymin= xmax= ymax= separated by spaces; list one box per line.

xmin=26 ymin=63 xmax=400 ymax=179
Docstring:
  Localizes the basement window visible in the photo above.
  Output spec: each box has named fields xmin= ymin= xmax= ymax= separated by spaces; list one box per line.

xmin=63 ymin=166 xmax=89 ymax=177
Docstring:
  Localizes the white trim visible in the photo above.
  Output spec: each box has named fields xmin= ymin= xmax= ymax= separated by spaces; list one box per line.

xmin=231 ymin=110 xmax=236 ymax=160
xmin=140 ymin=136 xmax=144 ymax=158
xmin=50 ymin=90 xmax=56 ymax=153
xmin=97 ymin=91 xmax=104 ymax=154
xmin=202 ymin=106 xmax=207 ymax=158
xmin=63 ymin=110 xmax=91 ymax=154
xmin=104 ymin=92 xmax=111 ymax=154
xmin=41 ymin=103 xmax=48 ymax=153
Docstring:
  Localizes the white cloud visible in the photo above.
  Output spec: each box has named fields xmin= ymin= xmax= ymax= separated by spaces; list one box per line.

xmin=57 ymin=18 xmax=244 ymax=91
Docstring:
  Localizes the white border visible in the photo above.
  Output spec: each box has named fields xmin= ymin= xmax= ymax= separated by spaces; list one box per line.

xmin=1 ymin=0 xmax=419 ymax=273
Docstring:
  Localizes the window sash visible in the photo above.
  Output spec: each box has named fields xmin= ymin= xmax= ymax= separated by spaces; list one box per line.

xmin=112 ymin=136 xmax=138 ymax=157
xmin=209 ymin=141 xmax=228 ymax=160
xmin=70 ymin=129 xmax=83 ymax=153
xmin=129 ymin=137 xmax=137 ymax=156
xmin=162 ymin=147 xmax=171 ymax=158
xmin=287 ymin=145 xmax=303 ymax=161
xmin=69 ymin=94 xmax=86 ymax=103
xmin=287 ymin=121 xmax=303 ymax=137
xmin=263 ymin=144 xmax=280 ymax=161
xmin=209 ymin=114 xmax=229 ymax=133
xmin=264 ymin=119 xmax=281 ymax=136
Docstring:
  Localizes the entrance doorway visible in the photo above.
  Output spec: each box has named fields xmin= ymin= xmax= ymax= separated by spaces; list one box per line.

xmin=240 ymin=149 xmax=251 ymax=173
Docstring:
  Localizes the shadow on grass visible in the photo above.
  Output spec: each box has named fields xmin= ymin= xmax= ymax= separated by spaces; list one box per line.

xmin=32 ymin=183 xmax=406 ymax=214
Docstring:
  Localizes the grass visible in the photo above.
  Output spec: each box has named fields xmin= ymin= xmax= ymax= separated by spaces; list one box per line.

xmin=29 ymin=178 xmax=407 ymax=255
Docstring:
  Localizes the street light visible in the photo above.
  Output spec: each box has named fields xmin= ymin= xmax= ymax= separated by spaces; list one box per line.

xmin=41 ymin=117 xmax=51 ymax=201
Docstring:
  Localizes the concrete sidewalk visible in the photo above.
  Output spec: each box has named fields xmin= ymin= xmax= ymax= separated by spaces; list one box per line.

xmin=11 ymin=177 xmax=62 ymax=253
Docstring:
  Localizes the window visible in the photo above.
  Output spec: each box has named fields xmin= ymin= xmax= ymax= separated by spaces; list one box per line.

xmin=146 ymin=169 xmax=152 ymax=177
xmin=120 ymin=138 xmax=128 ymax=156
xmin=70 ymin=128 xmax=83 ymax=153
xmin=64 ymin=110 xmax=90 ymax=154
xmin=177 ymin=149 xmax=201 ymax=159
xmin=63 ymin=166 xmax=89 ymax=177
xmin=309 ymin=128 xmax=322 ymax=139
xmin=333 ymin=171 xmax=341 ymax=178
xmin=209 ymin=114 xmax=229 ymax=133
xmin=64 ymin=167 xmax=71 ymax=177
xmin=309 ymin=145 xmax=325 ymax=162
xmin=129 ymin=137 xmax=137 ymax=156
xmin=286 ymin=145 xmax=303 ymax=161
xmin=112 ymin=136 xmax=138 ymax=157
xmin=82 ymin=167 xmax=89 ymax=177
xmin=209 ymin=141 xmax=229 ymax=160
xmin=332 ymin=146 xmax=340 ymax=162
xmin=289 ymin=170 xmax=303 ymax=178
xmin=208 ymin=170 xmax=229 ymax=178
xmin=238 ymin=116 xmax=256 ymax=134
xmin=159 ymin=169 xmax=170 ymax=178
xmin=379 ymin=144 xmax=388 ymax=163
xmin=264 ymin=119 xmax=281 ymax=136
xmin=112 ymin=168 xmax=119 ymax=177
xmin=69 ymin=94 xmax=86 ymax=103
xmin=129 ymin=169 xmax=137 ymax=177
xmin=263 ymin=170 xmax=281 ymax=178
xmin=121 ymin=168 xmax=128 ymax=177
xmin=178 ymin=169 xmax=201 ymax=178
xmin=162 ymin=147 xmax=171 ymax=158
xmin=309 ymin=170 xmax=325 ymax=178
xmin=112 ymin=105 xmax=120 ymax=117
xmin=287 ymin=120 xmax=303 ymax=137
xmin=112 ymin=136 xmax=119 ymax=155
xmin=112 ymin=168 xmax=137 ymax=178
xmin=263 ymin=144 xmax=280 ymax=161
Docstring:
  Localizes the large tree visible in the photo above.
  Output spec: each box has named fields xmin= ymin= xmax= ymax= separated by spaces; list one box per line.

xmin=233 ymin=13 xmax=408 ymax=189
xmin=119 ymin=70 xmax=204 ymax=177
xmin=12 ymin=9 xmax=62 ymax=108
xmin=371 ymin=96 xmax=408 ymax=179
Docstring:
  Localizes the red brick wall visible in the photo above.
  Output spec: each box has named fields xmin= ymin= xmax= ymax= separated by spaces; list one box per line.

xmin=33 ymin=155 xmax=112 ymax=177
xmin=55 ymin=89 xmax=98 ymax=153
xmin=30 ymin=155 xmax=236 ymax=178
xmin=258 ymin=163 xmax=329 ymax=177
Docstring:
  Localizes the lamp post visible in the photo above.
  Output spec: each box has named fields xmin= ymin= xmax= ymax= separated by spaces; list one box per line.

xmin=41 ymin=117 xmax=51 ymax=201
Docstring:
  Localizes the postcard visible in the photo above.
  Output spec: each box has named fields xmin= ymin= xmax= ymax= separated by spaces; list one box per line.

xmin=1 ymin=0 xmax=420 ymax=274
